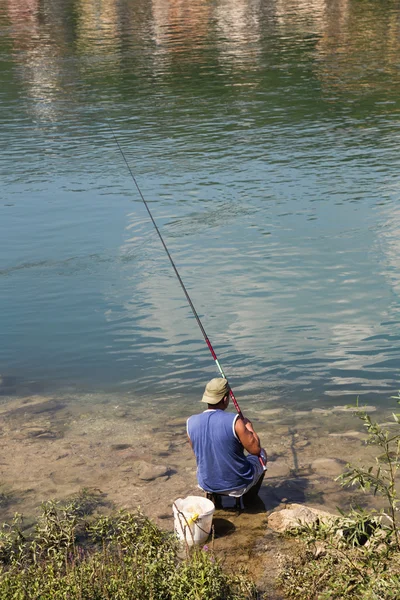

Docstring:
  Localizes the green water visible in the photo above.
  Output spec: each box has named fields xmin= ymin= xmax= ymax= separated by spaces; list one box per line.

xmin=1 ymin=0 xmax=400 ymax=411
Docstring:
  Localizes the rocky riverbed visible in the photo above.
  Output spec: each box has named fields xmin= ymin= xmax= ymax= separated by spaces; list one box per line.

xmin=0 ymin=389 xmax=395 ymax=597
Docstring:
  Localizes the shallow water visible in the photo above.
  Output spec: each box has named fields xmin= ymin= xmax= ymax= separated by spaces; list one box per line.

xmin=0 ymin=389 xmax=392 ymax=521
xmin=1 ymin=0 xmax=400 ymax=472
xmin=0 ymin=385 xmax=398 ymax=590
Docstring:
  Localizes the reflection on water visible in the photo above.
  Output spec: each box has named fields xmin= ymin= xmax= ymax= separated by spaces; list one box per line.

xmin=1 ymin=0 xmax=400 ymax=411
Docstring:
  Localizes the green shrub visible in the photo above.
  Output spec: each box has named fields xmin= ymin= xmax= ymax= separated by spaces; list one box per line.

xmin=278 ymin=396 xmax=400 ymax=599
xmin=0 ymin=500 xmax=257 ymax=600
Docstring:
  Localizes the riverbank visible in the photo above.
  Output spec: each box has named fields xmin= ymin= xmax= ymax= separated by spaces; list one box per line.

xmin=0 ymin=391 xmax=394 ymax=596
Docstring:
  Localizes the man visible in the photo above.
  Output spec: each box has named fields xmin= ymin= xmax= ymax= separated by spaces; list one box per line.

xmin=187 ymin=377 xmax=266 ymax=504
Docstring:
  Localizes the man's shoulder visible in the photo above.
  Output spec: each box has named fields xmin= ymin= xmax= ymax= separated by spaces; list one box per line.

xmin=188 ymin=410 xmax=236 ymax=423
xmin=187 ymin=411 xmax=206 ymax=423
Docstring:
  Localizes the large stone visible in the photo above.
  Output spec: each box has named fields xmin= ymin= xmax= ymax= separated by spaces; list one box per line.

xmin=268 ymin=503 xmax=336 ymax=533
xmin=311 ymin=457 xmax=345 ymax=476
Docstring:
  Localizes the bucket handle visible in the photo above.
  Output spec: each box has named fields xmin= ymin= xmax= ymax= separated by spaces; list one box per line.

xmin=173 ymin=502 xmax=213 ymax=553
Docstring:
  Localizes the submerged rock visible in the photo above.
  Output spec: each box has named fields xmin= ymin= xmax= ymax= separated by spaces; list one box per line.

xmin=138 ymin=463 xmax=170 ymax=481
xmin=296 ymin=439 xmax=310 ymax=448
xmin=18 ymin=426 xmax=59 ymax=439
xmin=329 ymin=430 xmax=368 ymax=440
xmin=165 ymin=417 xmax=188 ymax=428
xmin=113 ymin=408 xmax=128 ymax=418
xmin=311 ymin=457 xmax=345 ymax=476
xmin=268 ymin=459 xmax=292 ymax=478
xmin=7 ymin=399 xmax=66 ymax=416
xmin=332 ymin=405 xmax=376 ymax=413
xmin=268 ymin=503 xmax=336 ymax=533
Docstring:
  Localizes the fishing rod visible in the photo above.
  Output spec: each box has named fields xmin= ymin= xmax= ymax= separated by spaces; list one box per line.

xmin=108 ymin=123 xmax=244 ymax=420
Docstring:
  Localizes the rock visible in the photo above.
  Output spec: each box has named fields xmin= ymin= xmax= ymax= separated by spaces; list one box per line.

xmin=113 ymin=409 xmax=128 ymax=418
xmin=23 ymin=426 xmax=57 ymax=439
xmin=296 ymin=440 xmax=310 ymax=448
xmin=256 ymin=409 xmax=285 ymax=417
xmin=56 ymin=453 xmax=69 ymax=460
xmin=268 ymin=503 xmax=336 ymax=533
xmin=311 ymin=458 xmax=345 ymax=476
xmin=329 ymin=431 xmax=368 ymax=441
xmin=274 ymin=427 xmax=289 ymax=435
xmin=268 ymin=460 xmax=291 ymax=478
xmin=7 ymin=399 xmax=65 ymax=416
xmin=166 ymin=418 xmax=187 ymax=428
xmin=111 ymin=444 xmax=132 ymax=451
xmin=332 ymin=405 xmax=376 ymax=413
xmin=138 ymin=463 xmax=170 ymax=481
xmin=155 ymin=441 xmax=172 ymax=454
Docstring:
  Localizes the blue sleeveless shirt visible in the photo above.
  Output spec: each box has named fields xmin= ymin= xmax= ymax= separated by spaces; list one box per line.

xmin=187 ymin=410 xmax=254 ymax=493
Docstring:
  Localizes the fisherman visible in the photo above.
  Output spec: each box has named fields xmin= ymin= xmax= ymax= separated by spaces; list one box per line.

xmin=187 ymin=377 xmax=266 ymax=506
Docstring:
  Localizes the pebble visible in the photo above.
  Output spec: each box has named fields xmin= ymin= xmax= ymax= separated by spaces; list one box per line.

xmin=56 ymin=453 xmax=69 ymax=460
xmin=111 ymin=444 xmax=132 ymax=451
xmin=296 ymin=440 xmax=310 ymax=448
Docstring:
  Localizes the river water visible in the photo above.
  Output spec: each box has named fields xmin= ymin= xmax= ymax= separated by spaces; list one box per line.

xmin=1 ymin=0 xmax=400 ymax=413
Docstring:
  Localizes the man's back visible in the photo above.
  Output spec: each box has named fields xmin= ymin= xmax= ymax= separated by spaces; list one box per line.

xmin=187 ymin=409 xmax=254 ymax=493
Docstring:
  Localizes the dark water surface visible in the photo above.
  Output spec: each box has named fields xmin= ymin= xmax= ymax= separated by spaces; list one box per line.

xmin=1 ymin=0 xmax=400 ymax=410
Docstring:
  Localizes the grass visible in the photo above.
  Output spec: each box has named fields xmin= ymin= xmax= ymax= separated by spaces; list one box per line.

xmin=0 ymin=489 xmax=257 ymax=600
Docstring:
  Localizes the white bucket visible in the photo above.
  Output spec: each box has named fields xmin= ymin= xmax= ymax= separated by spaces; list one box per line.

xmin=173 ymin=495 xmax=215 ymax=546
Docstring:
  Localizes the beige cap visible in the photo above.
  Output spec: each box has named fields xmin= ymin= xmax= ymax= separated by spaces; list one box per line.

xmin=201 ymin=377 xmax=230 ymax=404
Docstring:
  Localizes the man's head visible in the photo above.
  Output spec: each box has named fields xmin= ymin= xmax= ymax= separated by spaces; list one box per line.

xmin=201 ymin=377 xmax=230 ymax=409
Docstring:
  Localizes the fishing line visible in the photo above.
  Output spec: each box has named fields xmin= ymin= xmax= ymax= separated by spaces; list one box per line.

xmin=108 ymin=122 xmax=244 ymax=420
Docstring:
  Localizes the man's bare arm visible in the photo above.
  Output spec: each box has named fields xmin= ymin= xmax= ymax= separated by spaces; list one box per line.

xmin=235 ymin=417 xmax=261 ymax=455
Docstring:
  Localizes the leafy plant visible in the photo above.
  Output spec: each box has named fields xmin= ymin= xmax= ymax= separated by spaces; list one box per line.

xmin=278 ymin=397 xmax=400 ymax=599
xmin=338 ymin=394 xmax=400 ymax=549
xmin=0 ymin=514 xmax=25 ymax=565
xmin=0 ymin=499 xmax=257 ymax=600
